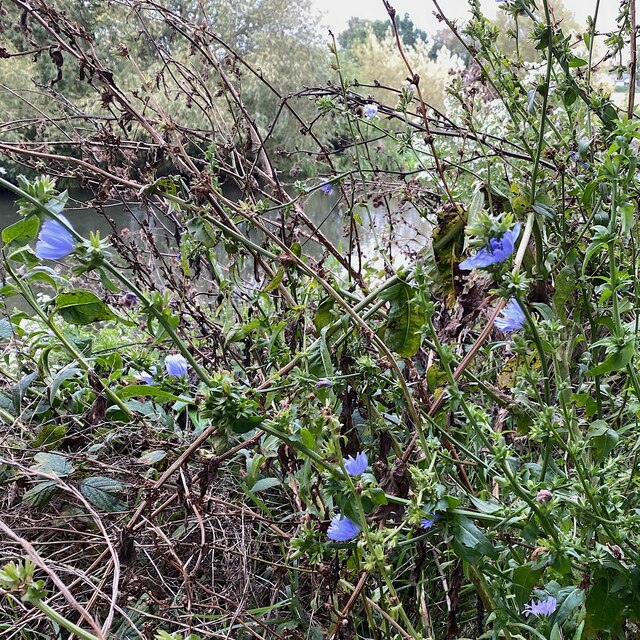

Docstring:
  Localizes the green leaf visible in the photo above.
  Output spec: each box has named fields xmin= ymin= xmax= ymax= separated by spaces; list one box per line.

xmin=138 ymin=450 xmax=167 ymax=465
xmin=50 ymin=366 xmax=83 ymax=404
xmin=587 ymin=420 xmax=619 ymax=460
xmin=532 ymin=194 xmax=556 ymax=219
xmin=585 ymin=579 xmax=625 ymax=632
xmin=12 ymin=371 xmax=38 ymax=414
xmin=32 ymin=423 xmax=67 ymax=450
xmin=0 ymin=319 xmax=13 ymax=340
xmin=232 ymin=414 xmax=264 ymax=434
xmin=586 ymin=338 xmax=635 ymax=376
xmin=553 ymin=266 xmax=576 ymax=319
xmin=81 ymin=476 xmax=126 ymax=512
xmin=118 ymin=385 xmax=194 ymax=404
xmin=381 ymin=281 xmax=424 ymax=358
xmin=314 ymin=298 xmax=335 ymax=332
xmin=513 ymin=566 xmax=543 ymax=608
xmin=619 ymin=201 xmax=635 ymax=237
xmin=307 ymin=327 xmax=333 ymax=377
xmin=250 ymin=477 xmax=281 ymax=493
xmin=23 ymin=481 xmax=58 ymax=507
xmin=451 ymin=515 xmax=497 ymax=563
xmin=2 ymin=215 xmax=39 ymax=247
xmin=262 ymin=266 xmax=285 ymax=293
xmin=552 ymin=585 xmax=584 ymax=626
xmin=32 ymin=452 xmax=74 ymax=478
xmin=54 ymin=291 xmax=117 ymax=325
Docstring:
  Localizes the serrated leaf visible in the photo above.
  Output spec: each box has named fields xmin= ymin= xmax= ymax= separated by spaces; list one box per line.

xmin=54 ymin=290 xmax=117 ymax=325
xmin=81 ymin=476 xmax=126 ymax=512
xmin=32 ymin=452 xmax=74 ymax=477
xmin=381 ymin=281 xmax=424 ymax=358
xmin=23 ymin=481 xmax=58 ymax=507
xmin=32 ymin=423 xmax=67 ymax=449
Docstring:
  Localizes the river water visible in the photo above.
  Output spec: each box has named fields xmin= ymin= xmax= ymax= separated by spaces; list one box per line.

xmin=0 ymin=188 xmax=432 ymax=303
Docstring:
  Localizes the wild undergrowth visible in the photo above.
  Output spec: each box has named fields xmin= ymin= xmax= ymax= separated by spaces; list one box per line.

xmin=1 ymin=0 xmax=640 ymax=639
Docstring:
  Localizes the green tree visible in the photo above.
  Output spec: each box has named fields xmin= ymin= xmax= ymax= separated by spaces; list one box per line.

xmin=338 ymin=12 xmax=428 ymax=50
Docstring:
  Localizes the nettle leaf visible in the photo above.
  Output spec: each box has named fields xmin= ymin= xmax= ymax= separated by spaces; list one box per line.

xmin=81 ymin=476 xmax=126 ymax=512
xmin=32 ymin=423 xmax=67 ymax=450
xmin=381 ymin=281 xmax=424 ymax=358
xmin=23 ymin=481 xmax=58 ymax=508
xmin=32 ymin=452 xmax=74 ymax=477
xmin=54 ymin=290 xmax=117 ymax=325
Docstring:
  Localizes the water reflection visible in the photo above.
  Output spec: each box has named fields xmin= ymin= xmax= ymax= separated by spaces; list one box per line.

xmin=0 ymin=188 xmax=433 ymax=293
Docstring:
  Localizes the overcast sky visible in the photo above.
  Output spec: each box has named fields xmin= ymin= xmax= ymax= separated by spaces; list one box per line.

xmin=313 ymin=0 xmax=620 ymax=36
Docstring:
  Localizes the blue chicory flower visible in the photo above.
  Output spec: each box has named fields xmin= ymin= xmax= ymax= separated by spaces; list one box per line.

xmin=363 ymin=103 xmax=378 ymax=119
xmin=165 ymin=354 xmax=189 ymax=378
xmin=523 ymin=596 xmax=557 ymax=618
xmin=421 ymin=513 xmax=440 ymax=529
xmin=327 ymin=514 xmax=361 ymax=541
xmin=495 ymin=299 xmax=526 ymax=332
xmin=344 ymin=451 xmax=368 ymax=476
xmin=320 ymin=183 xmax=334 ymax=196
xmin=35 ymin=216 xmax=75 ymax=260
xmin=138 ymin=370 xmax=155 ymax=385
xmin=459 ymin=224 xmax=521 ymax=270
xmin=315 ymin=378 xmax=333 ymax=388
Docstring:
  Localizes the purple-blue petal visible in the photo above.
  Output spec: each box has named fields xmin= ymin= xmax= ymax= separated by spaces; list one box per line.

xmin=165 ymin=354 xmax=189 ymax=378
xmin=459 ymin=223 xmax=521 ymax=271
xmin=523 ymin=595 xmax=557 ymax=618
xmin=420 ymin=513 xmax=439 ymax=529
xmin=495 ymin=299 xmax=526 ymax=332
xmin=327 ymin=515 xmax=361 ymax=541
xmin=344 ymin=451 xmax=368 ymax=476
xmin=35 ymin=217 xmax=75 ymax=260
